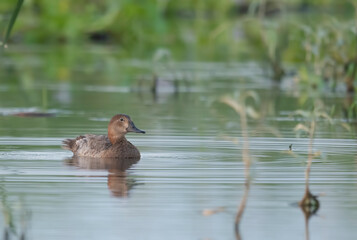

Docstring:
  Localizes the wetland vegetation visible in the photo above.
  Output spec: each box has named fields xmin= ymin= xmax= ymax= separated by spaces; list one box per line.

xmin=0 ymin=0 xmax=356 ymax=239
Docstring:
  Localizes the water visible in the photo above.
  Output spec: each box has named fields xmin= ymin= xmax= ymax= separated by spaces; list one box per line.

xmin=0 ymin=47 xmax=356 ymax=240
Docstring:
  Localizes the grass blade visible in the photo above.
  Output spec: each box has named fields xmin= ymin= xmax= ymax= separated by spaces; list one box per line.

xmin=2 ymin=0 xmax=24 ymax=47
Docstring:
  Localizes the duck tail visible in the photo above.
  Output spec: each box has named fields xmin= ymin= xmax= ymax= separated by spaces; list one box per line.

xmin=62 ymin=138 xmax=76 ymax=152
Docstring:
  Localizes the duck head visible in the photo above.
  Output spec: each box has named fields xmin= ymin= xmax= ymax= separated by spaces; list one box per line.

xmin=108 ymin=114 xmax=145 ymax=144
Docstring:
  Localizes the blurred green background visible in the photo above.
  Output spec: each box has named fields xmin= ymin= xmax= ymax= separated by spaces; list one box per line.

xmin=0 ymin=1 xmax=355 ymax=56
xmin=1 ymin=0 xmax=357 ymax=89
xmin=0 ymin=0 xmax=356 ymax=114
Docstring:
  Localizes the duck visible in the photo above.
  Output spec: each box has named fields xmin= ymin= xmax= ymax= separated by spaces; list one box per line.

xmin=62 ymin=114 xmax=145 ymax=159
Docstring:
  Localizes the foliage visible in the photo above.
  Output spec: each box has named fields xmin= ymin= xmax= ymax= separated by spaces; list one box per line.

xmin=0 ymin=0 xmax=356 ymax=95
xmin=1 ymin=0 xmax=23 ymax=48
xmin=295 ymin=18 xmax=357 ymax=92
xmin=0 ymin=186 xmax=31 ymax=240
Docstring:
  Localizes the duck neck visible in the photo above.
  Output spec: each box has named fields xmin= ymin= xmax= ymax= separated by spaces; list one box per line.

xmin=108 ymin=133 xmax=126 ymax=145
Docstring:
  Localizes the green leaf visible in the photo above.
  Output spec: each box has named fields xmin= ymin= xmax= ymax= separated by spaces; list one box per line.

xmin=2 ymin=0 xmax=24 ymax=47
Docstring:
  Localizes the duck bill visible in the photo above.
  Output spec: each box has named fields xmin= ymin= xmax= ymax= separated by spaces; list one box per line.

xmin=127 ymin=121 xmax=145 ymax=134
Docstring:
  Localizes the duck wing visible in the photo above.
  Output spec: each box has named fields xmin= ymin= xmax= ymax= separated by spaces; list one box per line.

xmin=62 ymin=134 xmax=111 ymax=157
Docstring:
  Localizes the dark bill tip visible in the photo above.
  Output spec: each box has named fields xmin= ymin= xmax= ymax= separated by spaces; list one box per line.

xmin=131 ymin=128 xmax=145 ymax=134
xmin=127 ymin=122 xmax=146 ymax=134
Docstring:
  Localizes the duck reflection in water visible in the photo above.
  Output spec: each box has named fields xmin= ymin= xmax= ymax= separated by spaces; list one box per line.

xmin=65 ymin=156 xmax=140 ymax=197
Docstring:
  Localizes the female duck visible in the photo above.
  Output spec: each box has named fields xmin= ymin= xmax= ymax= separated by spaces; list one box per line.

xmin=62 ymin=114 xmax=145 ymax=159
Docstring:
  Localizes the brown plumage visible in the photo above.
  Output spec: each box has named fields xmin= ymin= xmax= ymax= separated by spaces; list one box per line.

xmin=62 ymin=114 xmax=145 ymax=159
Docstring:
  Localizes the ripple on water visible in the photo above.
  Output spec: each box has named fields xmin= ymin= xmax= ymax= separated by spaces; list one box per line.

xmin=0 ymin=132 xmax=356 ymax=240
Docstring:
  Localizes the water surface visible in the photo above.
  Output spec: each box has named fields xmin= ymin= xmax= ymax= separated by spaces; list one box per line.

xmin=0 ymin=47 xmax=356 ymax=240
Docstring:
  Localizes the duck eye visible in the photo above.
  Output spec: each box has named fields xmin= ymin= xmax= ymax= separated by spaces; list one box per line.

xmin=120 ymin=118 xmax=124 ymax=122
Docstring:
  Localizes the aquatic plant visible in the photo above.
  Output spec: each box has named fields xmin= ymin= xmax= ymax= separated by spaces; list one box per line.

xmin=292 ymin=97 xmax=353 ymax=239
xmin=289 ymin=100 xmax=341 ymax=239
xmin=0 ymin=186 xmax=30 ymax=240
xmin=237 ymin=1 xmax=357 ymax=91
xmin=240 ymin=1 xmax=290 ymax=82
xmin=1 ymin=0 xmax=23 ymax=49
xmin=220 ymin=91 xmax=260 ymax=235
xmin=0 ymin=0 xmax=356 ymax=97
xmin=291 ymin=100 xmax=334 ymax=213
xmin=347 ymin=99 xmax=357 ymax=121
xmin=296 ymin=17 xmax=357 ymax=93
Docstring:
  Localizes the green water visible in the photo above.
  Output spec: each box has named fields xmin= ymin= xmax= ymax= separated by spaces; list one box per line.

xmin=0 ymin=46 xmax=356 ymax=240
